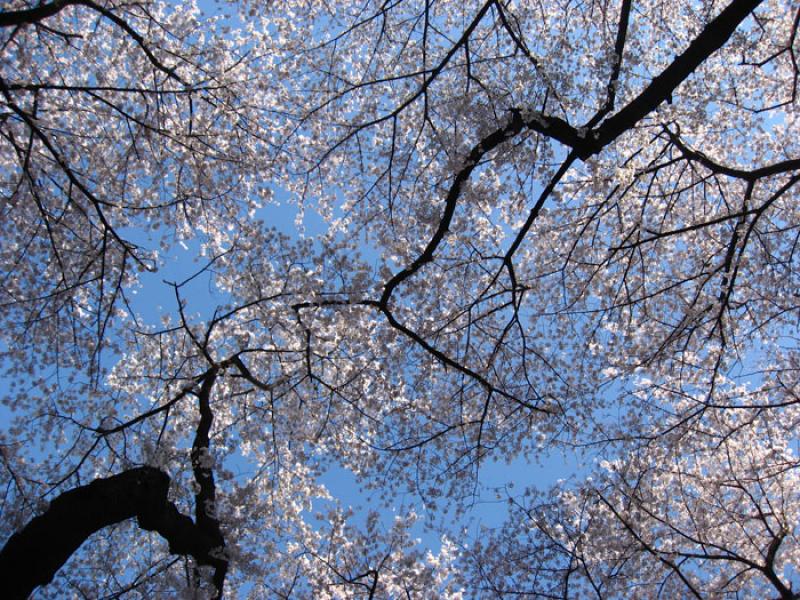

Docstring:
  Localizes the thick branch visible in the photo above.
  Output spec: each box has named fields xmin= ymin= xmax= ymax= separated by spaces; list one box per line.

xmin=191 ymin=370 xmax=227 ymax=598
xmin=0 ymin=0 xmax=81 ymax=27
xmin=592 ymin=0 xmax=763 ymax=151
xmin=516 ymin=0 xmax=763 ymax=159
xmin=0 ymin=467 xmax=224 ymax=600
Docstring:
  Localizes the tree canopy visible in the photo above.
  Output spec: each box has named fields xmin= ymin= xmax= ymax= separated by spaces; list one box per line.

xmin=1 ymin=0 xmax=799 ymax=597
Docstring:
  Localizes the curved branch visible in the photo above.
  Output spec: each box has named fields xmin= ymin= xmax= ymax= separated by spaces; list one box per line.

xmin=665 ymin=127 xmax=800 ymax=180
xmin=380 ymin=109 xmax=527 ymax=306
xmin=0 ymin=467 xmax=225 ymax=600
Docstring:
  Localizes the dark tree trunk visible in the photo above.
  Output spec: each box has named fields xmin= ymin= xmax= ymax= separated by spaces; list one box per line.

xmin=0 ymin=467 xmax=226 ymax=599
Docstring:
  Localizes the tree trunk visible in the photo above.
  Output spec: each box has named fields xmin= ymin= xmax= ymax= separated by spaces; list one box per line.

xmin=0 ymin=467 xmax=226 ymax=599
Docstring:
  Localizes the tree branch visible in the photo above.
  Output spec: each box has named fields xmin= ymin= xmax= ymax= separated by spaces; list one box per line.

xmin=380 ymin=110 xmax=528 ymax=306
xmin=0 ymin=467 xmax=225 ymax=600
xmin=190 ymin=370 xmax=228 ymax=598
xmin=0 ymin=0 xmax=81 ymax=28
xmin=593 ymin=0 xmax=764 ymax=150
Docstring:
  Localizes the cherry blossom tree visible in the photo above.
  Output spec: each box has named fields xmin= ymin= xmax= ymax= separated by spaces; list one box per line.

xmin=1 ymin=0 xmax=798 ymax=597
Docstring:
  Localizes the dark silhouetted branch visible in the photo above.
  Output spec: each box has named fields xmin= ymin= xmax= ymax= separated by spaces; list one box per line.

xmin=0 ymin=467 xmax=225 ymax=599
